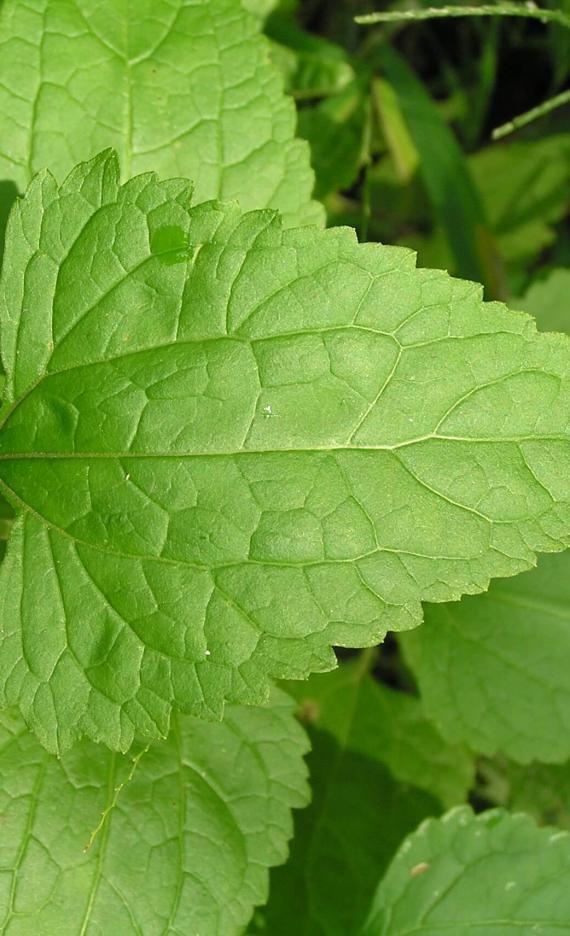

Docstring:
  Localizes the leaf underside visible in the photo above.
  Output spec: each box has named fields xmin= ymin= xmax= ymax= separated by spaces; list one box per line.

xmin=3 ymin=152 xmax=570 ymax=752
xmin=0 ymin=688 xmax=309 ymax=935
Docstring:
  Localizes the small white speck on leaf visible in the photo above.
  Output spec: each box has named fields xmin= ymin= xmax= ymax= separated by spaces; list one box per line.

xmin=125 ymin=473 xmax=131 ymax=481
xmin=505 ymin=881 xmax=516 ymax=891
xmin=205 ymin=649 xmax=211 ymax=657
xmin=262 ymin=404 xmax=273 ymax=417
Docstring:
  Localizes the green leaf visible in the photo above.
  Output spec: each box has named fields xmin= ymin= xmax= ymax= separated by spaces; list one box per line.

xmin=401 ymin=552 xmax=570 ymax=763
xmin=4 ymin=152 xmax=570 ymax=752
xmin=0 ymin=688 xmax=308 ymax=934
xmin=283 ymin=658 xmax=474 ymax=807
xmin=258 ymin=729 xmax=438 ymax=936
xmin=469 ymin=135 xmax=570 ymax=273
xmin=0 ymin=0 xmax=322 ymax=228
xmin=362 ymin=806 xmax=570 ymax=935
xmin=518 ymin=268 xmax=570 ymax=334
xmin=265 ymin=19 xmax=354 ymax=100
xmin=506 ymin=760 xmax=570 ymax=831
xmin=298 ymin=79 xmax=369 ymax=199
xmin=243 ymin=0 xmax=281 ymax=20
xmin=256 ymin=659 xmax=472 ymax=934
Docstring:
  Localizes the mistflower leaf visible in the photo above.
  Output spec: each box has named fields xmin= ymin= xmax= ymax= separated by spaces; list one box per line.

xmin=0 ymin=0 xmax=322 ymax=227
xmin=401 ymin=552 xmax=570 ymax=763
xmin=3 ymin=151 xmax=570 ymax=751
xmin=0 ymin=688 xmax=309 ymax=934
xmin=362 ymin=807 xmax=570 ymax=935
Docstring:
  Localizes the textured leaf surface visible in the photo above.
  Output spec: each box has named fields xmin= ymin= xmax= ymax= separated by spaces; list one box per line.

xmin=4 ymin=152 xmax=570 ymax=751
xmin=362 ymin=807 xmax=570 ymax=936
xmin=0 ymin=0 xmax=321 ymax=227
xmin=257 ymin=729 xmax=437 ymax=936
xmin=402 ymin=552 xmax=570 ymax=762
xmin=0 ymin=688 xmax=308 ymax=935
xmin=283 ymin=659 xmax=473 ymax=806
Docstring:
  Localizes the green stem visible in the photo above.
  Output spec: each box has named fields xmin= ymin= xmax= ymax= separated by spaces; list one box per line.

xmin=492 ymin=88 xmax=570 ymax=139
xmin=83 ymin=742 xmax=152 ymax=852
xmin=355 ymin=4 xmax=570 ymax=30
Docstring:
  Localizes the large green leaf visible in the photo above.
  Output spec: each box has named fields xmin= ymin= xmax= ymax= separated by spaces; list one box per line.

xmin=401 ymin=260 xmax=570 ymax=764
xmin=402 ymin=553 xmax=570 ymax=762
xmin=3 ymin=152 xmax=570 ymax=752
xmin=362 ymin=807 xmax=570 ymax=935
xmin=0 ymin=0 xmax=321 ymax=227
xmin=0 ymin=688 xmax=308 ymax=934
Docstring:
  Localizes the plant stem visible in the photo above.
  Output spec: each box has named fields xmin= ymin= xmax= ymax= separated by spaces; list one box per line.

xmin=492 ymin=88 xmax=570 ymax=139
xmin=355 ymin=5 xmax=570 ymax=30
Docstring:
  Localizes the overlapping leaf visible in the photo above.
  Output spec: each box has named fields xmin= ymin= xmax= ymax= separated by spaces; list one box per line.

xmin=402 ymin=553 xmax=570 ymax=762
xmin=3 ymin=151 xmax=570 ymax=752
xmin=256 ymin=659 xmax=471 ymax=935
xmin=0 ymin=688 xmax=308 ymax=934
xmin=257 ymin=730 xmax=437 ymax=936
xmin=518 ymin=268 xmax=570 ymax=334
xmin=0 ymin=0 xmax=321 ymax=227
xmin=362 ymin=807 xmax=570 ymax=935
xmin=283 ymin=660 xmax=473 ymax=806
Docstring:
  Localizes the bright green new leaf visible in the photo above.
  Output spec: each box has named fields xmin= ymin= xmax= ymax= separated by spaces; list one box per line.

xmin=0 ymin=0 xmax=321 ymax=228
xmin=283 ymin=658 xmax=474 ymax=807
xmin=0 ymin=688 xmax=308 ymax=934
xmin=3 ymin=151 xmax=570 ymax=753
xmin=362 ymin=807 xmax=570 ymax=935
xmin=402 ymin=552 xmax=570 ymax=763
xmin=256 ymin=728 xmax=438 ymax=936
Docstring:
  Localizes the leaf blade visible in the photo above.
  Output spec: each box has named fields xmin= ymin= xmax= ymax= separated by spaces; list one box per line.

xmin=0 ymin=0 xmax=322 ymax=228
xmin=0 ymin=689 xmax=309 ymax=934
xmin=362 ymin=807 xmax=570 ymax=935
xmin=4 ymin=151 xmax=570 ymax=751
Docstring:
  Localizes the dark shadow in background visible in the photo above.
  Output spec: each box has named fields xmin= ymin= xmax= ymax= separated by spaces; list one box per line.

xmin=0 ymin=179 xmax=18 ymax=272
xmin=0 ymin=181 xmax=18 ymax=557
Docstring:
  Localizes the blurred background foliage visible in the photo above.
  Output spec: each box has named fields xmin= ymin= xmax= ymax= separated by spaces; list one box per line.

xmin=247 ymin=0 xmax=570 ymax=308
